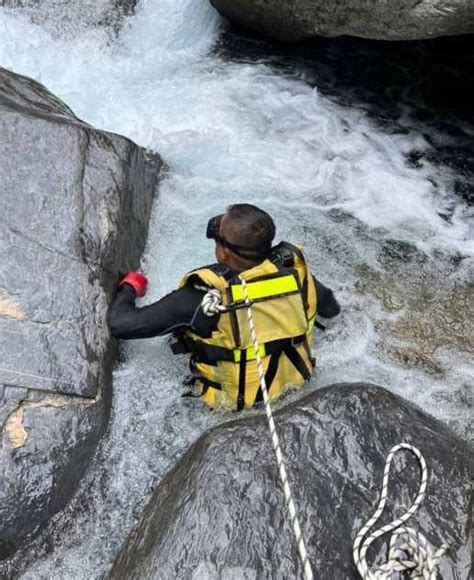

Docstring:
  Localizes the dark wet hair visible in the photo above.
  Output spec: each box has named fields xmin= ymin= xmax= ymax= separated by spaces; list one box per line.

xmin=224 ymin=204 xmax=276 ymax=253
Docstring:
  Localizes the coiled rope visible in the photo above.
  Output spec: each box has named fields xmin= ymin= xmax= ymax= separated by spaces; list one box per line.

xmin=201 ymin=281 xmax=314 ymax=580
xmin=353 ymin=443 xmax=449 ymax=579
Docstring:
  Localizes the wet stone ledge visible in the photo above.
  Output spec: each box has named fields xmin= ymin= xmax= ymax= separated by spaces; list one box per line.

xmin=0 ymin=66 xmax=162 ymax=559
xmin=210 ymin=0 xmax=474 ymax=41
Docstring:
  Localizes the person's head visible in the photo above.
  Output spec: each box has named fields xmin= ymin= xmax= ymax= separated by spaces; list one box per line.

xmin=208 ymin=204 xmax=276 ymax=271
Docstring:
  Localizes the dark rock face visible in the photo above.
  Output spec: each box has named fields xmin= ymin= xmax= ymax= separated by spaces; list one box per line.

xmin=111 ymin=384 xmax=472 ymax=579
xmin=0 ymin=67 xmax=162 ymax=558
xmin=211 ymin=0 xmax=474 ymax=41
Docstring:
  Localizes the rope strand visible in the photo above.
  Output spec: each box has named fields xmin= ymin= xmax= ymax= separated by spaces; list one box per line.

xmin=238 ymin=277 xmax=314 ymax=580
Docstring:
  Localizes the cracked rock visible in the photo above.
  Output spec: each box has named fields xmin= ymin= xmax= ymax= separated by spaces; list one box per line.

xmin=0 ymin=66 xmax=162 ymax=558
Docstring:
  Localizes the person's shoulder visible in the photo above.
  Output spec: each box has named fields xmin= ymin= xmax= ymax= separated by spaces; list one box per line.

xmin=182 ymin=263 xmax=236 ymax=287
xmin=269 ymin=241 xmax=307 ymax=267
xmin=187 ymin=262 xmax=230 ymax=274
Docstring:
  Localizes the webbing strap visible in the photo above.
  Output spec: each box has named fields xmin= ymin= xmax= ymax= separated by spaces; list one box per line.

xmin=283 ymin=345 xmax=312 ymax=381
xmin=182 ymin=376 xmax=222 ymax=398
xmin=255 ymin=350 xmax=282 ymax=404
xmin=237 ymin=348 xmax=247 ymax=412
xmin=184 ymin=335 xmax=307 ymax=365
xmin=255 ymin=342 xmax=312 ymax=405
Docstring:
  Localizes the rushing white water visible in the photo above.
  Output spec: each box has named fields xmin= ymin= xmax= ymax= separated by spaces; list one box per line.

xmin=1 ymin=0 xmax=472 ymax=577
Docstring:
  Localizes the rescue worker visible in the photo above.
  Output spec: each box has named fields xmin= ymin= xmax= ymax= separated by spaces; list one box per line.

xmin=108 ymin=204 xmax=340 ymax=411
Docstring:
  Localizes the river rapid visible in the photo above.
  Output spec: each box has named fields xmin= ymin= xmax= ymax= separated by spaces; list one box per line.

xmin=0 ymin=1 xmax=472 ymax=577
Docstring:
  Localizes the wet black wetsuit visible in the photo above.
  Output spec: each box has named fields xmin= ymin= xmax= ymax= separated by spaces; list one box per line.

xmin=108 ymin=273 xmax=340 ymax=340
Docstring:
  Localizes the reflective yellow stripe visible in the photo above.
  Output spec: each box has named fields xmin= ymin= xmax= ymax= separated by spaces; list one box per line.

xmin=234 ymin=343 xmax=266 ymax=362
xmin=231 ymin=275 xmax=299 ymax=302
xmin=307 ymin=315 xmax=316 ymax=335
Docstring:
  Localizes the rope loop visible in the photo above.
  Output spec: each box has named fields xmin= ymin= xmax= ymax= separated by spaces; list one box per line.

xmin=353 ymin=443 xmax=449 ymax=579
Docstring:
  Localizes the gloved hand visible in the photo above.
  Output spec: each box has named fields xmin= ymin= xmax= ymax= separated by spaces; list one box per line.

xmin=119 ymin=272 xmax=148 ymax=297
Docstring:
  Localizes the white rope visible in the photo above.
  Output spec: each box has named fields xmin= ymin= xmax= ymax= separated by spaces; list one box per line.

xmin=198 ymin=286 xmax=228 ymax=316
xmin=238 ymin=277 xmax=314 ymax=580
xmin=353 ymin=443 xmax=449 ymax=579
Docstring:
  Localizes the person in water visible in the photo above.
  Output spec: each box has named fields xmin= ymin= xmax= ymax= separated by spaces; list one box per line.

xmin=108 ymin=204 xmax=340 ymax=411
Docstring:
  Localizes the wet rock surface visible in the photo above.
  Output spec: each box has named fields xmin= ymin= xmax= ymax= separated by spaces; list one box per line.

xmin=0 ymin=387 xmax=104 ymax=560
xmin=112 ymin=384 xmax=472 ymax=580
xmin=0 ymin=67 xmax=162 ymax=558
xmin=211 ymin=0 xmax=474 ymax=41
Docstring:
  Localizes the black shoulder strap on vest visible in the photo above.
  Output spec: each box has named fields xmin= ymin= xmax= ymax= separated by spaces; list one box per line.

xmin=208 ymin=263 xmax=236 ymax=279
xmin=270 ymin=241 xmax=310 ymax=312
xmin=185 ymin=263 xmax=236 ymax=288
xmin=269 ymin=242 xmax=306 ymax=269
xmin=283 ymin=344 xmax=312 ymax=381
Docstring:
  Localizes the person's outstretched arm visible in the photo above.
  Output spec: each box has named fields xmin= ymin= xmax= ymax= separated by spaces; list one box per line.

xmin=107 ymin=283 xmax=217 ymax=340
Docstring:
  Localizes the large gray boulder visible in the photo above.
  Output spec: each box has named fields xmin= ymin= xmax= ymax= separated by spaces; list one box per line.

xmin=112 ymin=384 xmax=472 ymax=579
xmin=210 ymin=0 xmax=474 ymax=41
xmin=0 ymin=67 xmax=161 ymax=558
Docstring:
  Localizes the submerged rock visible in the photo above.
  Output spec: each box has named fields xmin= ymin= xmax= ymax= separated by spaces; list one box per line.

xmin=112 ymin=384 xmax=471 ymax=579
xmin=210 ymin=0 xmax=474 ymax=41
xmin=0 ymin=67 xmax=162 ymax=558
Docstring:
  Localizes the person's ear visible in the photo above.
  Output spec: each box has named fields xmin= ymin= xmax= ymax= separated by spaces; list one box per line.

xmin=215 ymin=242 xmax=230 ymax=264
xmin=222 ymin=246 xmax=232 ymax=262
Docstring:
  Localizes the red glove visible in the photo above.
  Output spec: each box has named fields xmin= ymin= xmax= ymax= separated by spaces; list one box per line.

xmin=119 ymin=272 xmax=148 ymax=297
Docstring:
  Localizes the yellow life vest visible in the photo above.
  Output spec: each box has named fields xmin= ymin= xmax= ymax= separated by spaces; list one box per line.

xmin=177 ymin=242 xmax=317 ymax=411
